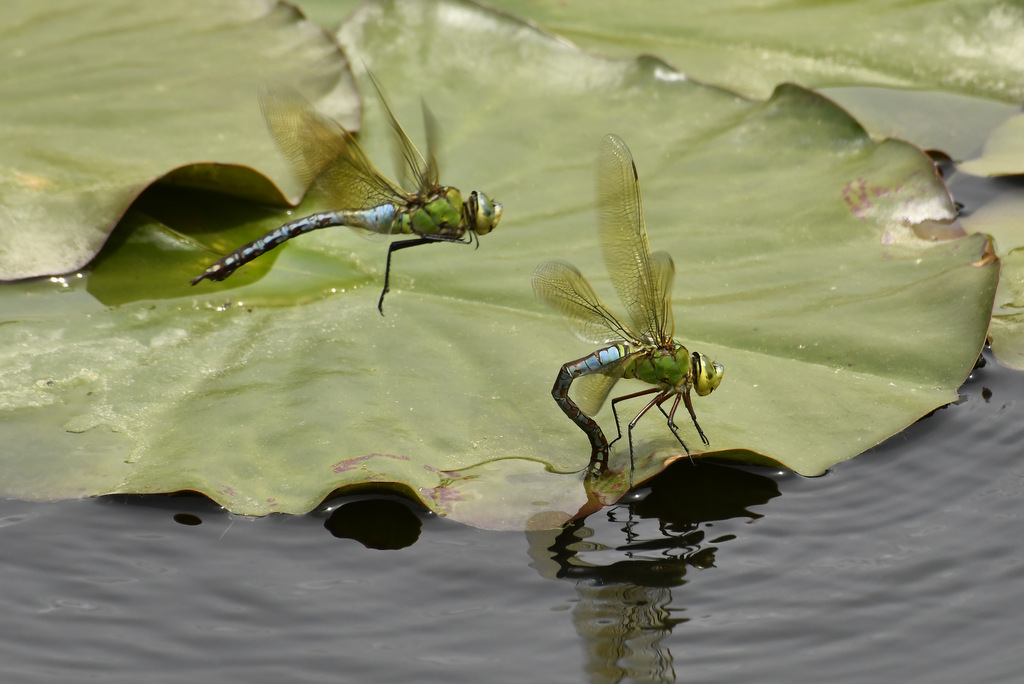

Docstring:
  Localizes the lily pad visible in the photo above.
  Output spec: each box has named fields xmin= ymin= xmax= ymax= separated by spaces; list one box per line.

xmin=480 ymin=0 xmax=1024 ymax=104
xmin=0 ymin=0 xmax=997 ymax=529
xmin=819 ymin=87 xmax=1019 ymax=163
xmin=0 ymin=0 xmax=356 ymax=281
xmin=960 ymin=186 xmax=1024 ymax=368
xmin=988 ymin=247 xmax=1024 ymax=370
xmin=299 ymin=1 xmax=1024 ymax=163
xmin=960 ymin=113 xmax=1024 ymax=177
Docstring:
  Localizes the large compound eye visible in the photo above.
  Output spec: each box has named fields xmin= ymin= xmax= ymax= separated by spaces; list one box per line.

xmin=692 ymin=352 xmax=724 ymax=397
xmin=466 ymin=190 xmax=502 ymax=235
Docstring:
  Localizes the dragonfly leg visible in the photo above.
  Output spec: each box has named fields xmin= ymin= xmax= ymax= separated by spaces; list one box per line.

xmin=552 ymin=365 xmax=609 ymax=475
xmin=623 ymin=389 xmax=673 ymax=485
xmin=378 ymin=233 xmax=475 ymax=314
xmin=659 ymin=393 xmax=694 ymax=464
xmin=681 ymin=388 xmax=710 ymax=446
xmin=378 ymin=237 xmax=437 ymax=315
xmin=609 ymin=387 xmax=662 ymax=448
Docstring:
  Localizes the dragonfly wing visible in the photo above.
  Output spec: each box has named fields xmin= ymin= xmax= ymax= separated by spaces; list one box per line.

xmin=597 ymin=134 xmax=672 ymax=344
xmin=420 ymin=98 xmax=442 ymax=191
xmin=573 ymin=362 xmax=631 ymax=416
xmin=650 ymin=250 xmax=675 ymax=342
xmin=533 ymin=260 xmax=636 ymax=345
xmin=365 ymin=71 xmax=439 ymax=198
xmin=260 ymin=86 xmax=407 ymax=231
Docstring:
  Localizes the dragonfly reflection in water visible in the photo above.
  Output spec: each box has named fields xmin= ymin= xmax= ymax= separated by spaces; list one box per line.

xmin=532 ymin=134 xmax=723 ymax=480
xmin=191 ymin=74 xmax=502 ymax=314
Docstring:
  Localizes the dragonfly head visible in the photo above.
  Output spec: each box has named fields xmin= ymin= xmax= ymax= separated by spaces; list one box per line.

xmin=465 ymin=191 xmax=503 ymax=236
xmin=691 ymin=352 xmax=724 ymax=397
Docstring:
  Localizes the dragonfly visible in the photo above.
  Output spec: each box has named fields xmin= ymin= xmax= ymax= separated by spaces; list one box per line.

xmin=532 ymin=133 xmax=723 ymax=479
xmin=191 ymin=73 xmax=503 ymax=314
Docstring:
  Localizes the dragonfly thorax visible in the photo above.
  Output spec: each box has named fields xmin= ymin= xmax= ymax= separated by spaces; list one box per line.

xmin=401 ymin=187 xmax=464 ymax=237
xmin=625 ymin=342 xmax=724 ymax=398
xmin=398 ymin=188 xmax=503 ymax=240
xmin=627 ymin=343 xmax=692 ymax=389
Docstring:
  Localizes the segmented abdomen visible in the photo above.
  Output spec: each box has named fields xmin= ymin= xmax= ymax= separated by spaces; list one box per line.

xmin=191 ymin=205 xmax=399 ymax=284
xmin=550 ymin=343 xmax=630 ymax=471
xmin=563 ymin=344 xmax=628 ymax=378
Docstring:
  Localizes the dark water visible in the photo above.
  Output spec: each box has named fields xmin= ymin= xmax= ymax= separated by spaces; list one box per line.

xmin=0 ymin=350 xmax=1020 ymax=683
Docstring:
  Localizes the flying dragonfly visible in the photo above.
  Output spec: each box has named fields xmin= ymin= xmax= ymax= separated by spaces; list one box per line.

xmin=532 ymin=134 xmax=723 ymax=479
xmin=191 ymin=74 xmax=502 ymax=314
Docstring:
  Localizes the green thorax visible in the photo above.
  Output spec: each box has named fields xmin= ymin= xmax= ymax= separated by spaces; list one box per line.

xmin=397 ymin=186 xmax=465 ymax=237
xmin=623 ymin=341 xmax=691 ymax=389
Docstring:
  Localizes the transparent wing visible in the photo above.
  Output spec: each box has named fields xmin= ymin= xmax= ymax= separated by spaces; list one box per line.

xmin=260 ymin=85 xmax=407 ymax=222
xmin=574 ymin=366 xmax=626 ymax=417
xmin=650 ymin=250 xmax=676 ymax=340
xmin=419 ymin=98 xmax=442 ymax=191
xmin=597 ymin=134 xmax=672 ymax=345
xmin=365 ymin=71 xmax=440 ymax=197
xmin=532 ymin=260 xmax=638 ymax=346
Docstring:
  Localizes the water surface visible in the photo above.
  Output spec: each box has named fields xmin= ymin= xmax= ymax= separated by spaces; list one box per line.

xmin=0 ymin=350 xmax=1020 ymax=683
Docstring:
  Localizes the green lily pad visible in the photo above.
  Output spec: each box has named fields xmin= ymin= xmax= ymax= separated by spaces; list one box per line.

xmin=819 ymin=87 xmax=1019 ymax=163
xmin=960 ymin=113 xmax=1024 ymax=177
xmin=0 ymin=0 xmax=356 ymax=281
xmin=988 ymin=247 xmax=1024 ymax=370
xmin=300 ymin=1 xmax=1024 ymax=162
xmin=960 ymin=187 xmax=1024 ymax=368
xmin=0 ymin=0 xmax=997 ymax=529
xmin=480 ymin=0 xmax=1024 ymax=104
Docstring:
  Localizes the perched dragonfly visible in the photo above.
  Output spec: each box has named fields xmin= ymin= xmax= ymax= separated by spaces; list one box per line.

xmin=191 ymin=74 xmax=503 ymax=314
xmin=532 ymin=134 xmax=723 ymax=478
